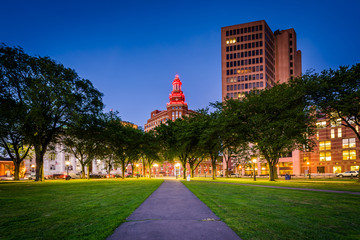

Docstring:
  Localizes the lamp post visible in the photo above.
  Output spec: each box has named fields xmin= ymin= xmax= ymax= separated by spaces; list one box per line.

xmin=307 ymin=161 xmax=311 ymax=179
xmin=136 ymin=163 xmax=139 ymax=178
xmin=65 ymin=160 xmax=70 ymax=180
xmin=175 ymin=163 xmax=180 ymax=179
xmin=252 ymin=158 xmax=257 ymax=181
xmin=153 ymin=163 xmax=159 ymax=178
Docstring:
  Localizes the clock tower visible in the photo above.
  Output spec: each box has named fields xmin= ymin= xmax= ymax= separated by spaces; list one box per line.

xmin=166 ymin=74 xmax=189 ymax=121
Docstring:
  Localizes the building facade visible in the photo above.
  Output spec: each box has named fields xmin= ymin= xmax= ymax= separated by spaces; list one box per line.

xmin=221 ymin=20 xmax=304 ymax=176
xmin=221 ymin=20 xmax=301 ymax=99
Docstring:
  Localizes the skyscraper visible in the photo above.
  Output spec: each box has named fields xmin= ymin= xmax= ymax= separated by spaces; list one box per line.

xmin=221 ymin=20 xmax=301 ymax=100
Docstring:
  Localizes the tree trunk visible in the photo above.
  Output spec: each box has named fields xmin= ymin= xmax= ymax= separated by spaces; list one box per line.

xmin=269 ymin=162 xmax=275 ymax=181
xmin=142 ymin=159 xmax=145 ymax=176
xmin=212 ymin=162 xmax=216 ymax=180
xmin=13 ymin=161 xmax=20 ymax=180
xmin=87 ymin=163 xmax=91 ymax=179
xmin=122 ymin=161 xmax=125 ymax=179
xmin=35 ymin=147 xmax=44 ymax=182
xmin=148 ymin=167 xmax=152 ymax=178
xmin=183 ymin=168 xmax=186 ymax=179
xmin=81 ymin=164 xmax=86 ymax=179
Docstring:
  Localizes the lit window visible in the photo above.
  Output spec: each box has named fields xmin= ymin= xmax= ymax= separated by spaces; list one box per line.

xmin=343 ymin=150 xmax=356 ymax=160
xmin=330 ymin=118 xmax=341 ymax=127
xmin=338 ymin=128 xmax=342 ymax=138
xmin=319 ymin=141 xmax=331 ymax=150
xmin=316 ymin=121 xmax=326 ymax=128
xmin=320 ymin=152 xmax=331 ymax=161
xmin=343 ymin=138 xmax=356 ymax=148
xmin=316 ymin=131 xmax=319 ymax=140
xmin=331 ymin=129 xmax=335 ymax=139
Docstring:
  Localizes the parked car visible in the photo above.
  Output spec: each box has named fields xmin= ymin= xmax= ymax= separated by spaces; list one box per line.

xmin=336 ymin=171 xmax=359 ymax=178
xmin=45 ymin=174 xmax=71 ymax=180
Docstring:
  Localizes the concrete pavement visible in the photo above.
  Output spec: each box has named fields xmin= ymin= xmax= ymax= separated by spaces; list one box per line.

xmin=107 ymin=180 xmax=241 ymax=240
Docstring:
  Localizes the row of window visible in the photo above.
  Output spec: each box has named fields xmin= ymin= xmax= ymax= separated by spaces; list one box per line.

xmin=225 ymin=33 xmax=263 ymax=45
xmin=227 ymin=74 xmax=264 ymax=83
xmin=226 ymin=49 xmax=264 ymax=63
xmin=226 ymin=25 xmax=263 ymax=36
xmin=226 ymin=59 xmax=264 ymax=74
xmin=226 ymin=81 xmax=264 ymax=92
xmin=172 ymin=111 xmax=182 ymax=120
xmin=319 ymin=150 xmax=356 ymax=161
xmin=319 ymin=138 xmax=356 ymax=150
xmin=226 ymin=41 xmax=263 ymax=52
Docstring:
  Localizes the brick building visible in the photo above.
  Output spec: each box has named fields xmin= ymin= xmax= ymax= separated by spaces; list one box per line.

xmin=144 ymin=74 xmax=196 ymax=132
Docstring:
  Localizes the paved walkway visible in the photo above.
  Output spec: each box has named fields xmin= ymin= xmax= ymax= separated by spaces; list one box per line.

xmin=107 ymin=180 xmax=241 ymax=240
xmin=193 ymin=180 xmax=360 ymax=195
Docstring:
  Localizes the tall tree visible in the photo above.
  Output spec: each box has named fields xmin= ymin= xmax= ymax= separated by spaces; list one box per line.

xmin=24 ymin=54 xmax=103 ymax=181
xmin=222 ymin=80 xmax=315 ymax=181
xmin=141 ymin=131 xmax=161 ymax=178
xmin=303 ymin=64 xmax=360 ymax=181
xmin=197 ymin=109 xmax=223 ymax=180
xmin=62 ymin=113 xmax=106 ymax=179
xmin=0 ymin=45 xmax=33 ymax=180
xmin=156 ymin=119 xmax=193 ymax=179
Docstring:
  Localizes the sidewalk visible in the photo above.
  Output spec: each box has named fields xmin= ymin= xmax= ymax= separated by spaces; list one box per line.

xmin=107 ymin=180 xmax=241 ymax=240
xmin=192 ymin=180 xmax=360 ymax=195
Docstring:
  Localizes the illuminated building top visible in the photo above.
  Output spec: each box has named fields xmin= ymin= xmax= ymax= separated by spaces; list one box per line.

xmin=167 ymin=74 xmax=187 ymax=106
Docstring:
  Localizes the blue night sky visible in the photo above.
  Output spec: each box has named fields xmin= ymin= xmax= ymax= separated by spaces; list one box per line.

xmin=1 ymin=0 xmax=359 ymax=127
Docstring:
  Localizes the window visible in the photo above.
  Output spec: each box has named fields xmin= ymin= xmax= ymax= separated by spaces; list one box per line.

xmin=319 ymin=141 xmax=331 ymax=150
xmin=330 ymin=118 xmax=341 ymax=127
xmin=338 ymin=128 xmax=342 ymax=138
xmin=343 ymin=150 xmax=356 ymax=160
xmin=320 ymin=152 xmax=331 ymax=161
xmin=316 ymin=121 xmax=326 ymax=128
xmin=303 ymin=156 xmax=309 ymax=162
xmin=331 ymin=129 xmax=335 ymax=139
xmin=343 ymin=138 xmax=356 ymax=148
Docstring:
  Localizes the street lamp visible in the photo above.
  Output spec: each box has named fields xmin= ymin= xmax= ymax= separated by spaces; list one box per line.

xmin=252 ymin=158 xmax=257 ymax=181
xmin=175 ymin=163 xmax=180 ymax=179
xmin=153 ymin=163 xmax=159 ymax=177
xmin=65 ymin=160 xmax=70 ymax=180
xmin=136 ymin=164 xmax=139 ymax=178
xmin=307 ymin=161 xmax=311 ymax=179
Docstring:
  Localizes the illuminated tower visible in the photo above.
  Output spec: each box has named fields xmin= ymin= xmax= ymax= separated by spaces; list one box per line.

xmin=166 ymin=74 xmax=188 ymax=121
xmin=144 ymin=74 xmax=196 ymax=132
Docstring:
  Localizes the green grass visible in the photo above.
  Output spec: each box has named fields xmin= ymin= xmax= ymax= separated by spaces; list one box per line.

xmin=190 ymin=177 xmax=360 ymax=192
xmin=0 ymin=179 xmax=163 ymax=240
xmin=183 ymin=181 xmax=360 ymax=240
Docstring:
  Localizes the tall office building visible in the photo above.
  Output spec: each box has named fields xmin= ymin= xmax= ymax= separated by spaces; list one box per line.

xmin=221 ymin=20 xmax=301 ymax=100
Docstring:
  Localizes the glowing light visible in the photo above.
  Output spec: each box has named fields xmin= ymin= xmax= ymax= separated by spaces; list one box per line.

xmin=153 ymin=163 xmax=159 ymax=167
xmin=136 ymin=164 xmax=139 ymax=167
xmin=31 ymin=164 xmax=35 ymax=168
xmin=175 ymin=163 xmax=180 ymax=167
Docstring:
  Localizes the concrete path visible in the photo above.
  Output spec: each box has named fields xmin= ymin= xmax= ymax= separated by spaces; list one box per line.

xmin=107 ymin=180 xmax=241 ymax=240
xmin=193 ymin=180 xmax=360 ymax=195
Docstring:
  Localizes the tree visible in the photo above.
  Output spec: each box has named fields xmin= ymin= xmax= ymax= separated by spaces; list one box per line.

xmin=222 ymin=80 xmax=316 ymax=181
xmin=303 ymin=64 xmax=360 ymax=181
xmin=62 ymin=113 xmax=106 ymax=179
xmin=196 ymin=109 xmax=223 ymax=180
xmin=141 ymin=131 xmax=161 ymax=178
xmin=0 ymin=45 xmax=33 ymax=180
xmin=23 ymin=53 xmax=104 ymax=181
xmin=156 ymin=119 xmax=193 ymax=179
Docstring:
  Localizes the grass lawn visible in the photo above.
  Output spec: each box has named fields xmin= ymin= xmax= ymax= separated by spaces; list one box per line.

xmin=0 ymin=179 xmax=163 ymax=240
xmin=183 ymin=181 xmax=360 ymax=240
xmin=190 ymin=177 xmax=360 ymax=192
